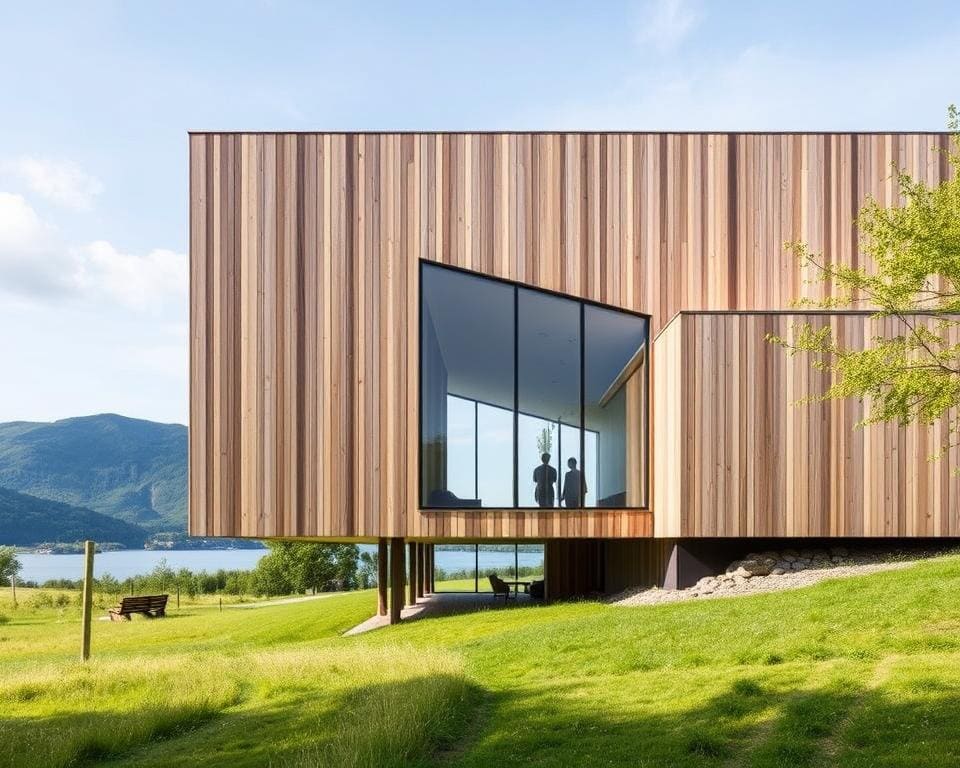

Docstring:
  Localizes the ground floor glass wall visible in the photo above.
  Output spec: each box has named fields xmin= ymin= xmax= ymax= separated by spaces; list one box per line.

xmin=433 ymin=544 xmax=545 ymax=593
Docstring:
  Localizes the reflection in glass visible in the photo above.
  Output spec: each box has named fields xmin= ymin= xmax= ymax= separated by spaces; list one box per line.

xmin=445 ymin=396 xmax=476 ymax=499
xmin=583 ymin=305 xmax=648 ymax=507
xmin=420 ymin=265 xmax=514 ymax=507
xmin=476 ymin=403 xmax=514 ymax=507
xmin=517 ymin=288 xmax=580 ymax=508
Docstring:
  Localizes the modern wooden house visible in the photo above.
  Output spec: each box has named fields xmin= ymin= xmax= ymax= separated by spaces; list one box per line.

xmin=189 ymin=131 xmax=958 ymax=618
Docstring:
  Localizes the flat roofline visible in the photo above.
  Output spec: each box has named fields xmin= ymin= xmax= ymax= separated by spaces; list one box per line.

xmin=188 ymin=130 xmax=953 ymax=136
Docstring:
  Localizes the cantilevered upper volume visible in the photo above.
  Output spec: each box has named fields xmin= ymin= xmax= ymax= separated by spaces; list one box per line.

xmin=188 ymin=132 xmax=959 ymax=550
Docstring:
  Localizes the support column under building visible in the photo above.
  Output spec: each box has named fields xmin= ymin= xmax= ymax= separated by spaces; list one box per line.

xmin=416 ymin=543 xmax=425 ymax=599
xmin=377 ymin=538 xmax=388 ymax=616
xmin=407 ymin=542 xmax=418 ymax=607
xmin=389 ymin=538 xmax=404 ymax=624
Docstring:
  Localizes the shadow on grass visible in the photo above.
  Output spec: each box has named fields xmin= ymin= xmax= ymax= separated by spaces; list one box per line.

xmin=7 ymin=663 xmax=960 ymax=768
xmin=448 ymin=672 xmax=960 ymax=768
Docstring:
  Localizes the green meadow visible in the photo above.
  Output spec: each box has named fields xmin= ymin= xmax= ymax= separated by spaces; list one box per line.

xmin=3 ymin=557 xmax=960 ymax=767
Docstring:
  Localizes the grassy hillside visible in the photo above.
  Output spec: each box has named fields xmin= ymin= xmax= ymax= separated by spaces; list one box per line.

xmin=2 ymin=557 xmax=960 ymax=766
xmin=0 ymin=414 xmax=186 ymax=531
xmin=0 ymin=486 xmax=147 ymax=547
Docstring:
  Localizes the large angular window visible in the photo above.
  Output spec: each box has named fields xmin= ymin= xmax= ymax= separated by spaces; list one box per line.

xmin=420 ymin=261 xmax=648 ymax=509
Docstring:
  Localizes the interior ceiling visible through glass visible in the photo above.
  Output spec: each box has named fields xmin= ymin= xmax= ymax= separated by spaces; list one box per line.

xmin=420 ymin=262 xmax=648 ymax=510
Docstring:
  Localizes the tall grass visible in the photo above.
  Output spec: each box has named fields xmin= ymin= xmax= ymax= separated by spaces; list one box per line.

xmin=0 ymin=655 xmax=245 ymax=768
xmin=0 ymin=644 xmax=473 ymax=768
xmin=288 ymin=649 xmax=476 ymax=768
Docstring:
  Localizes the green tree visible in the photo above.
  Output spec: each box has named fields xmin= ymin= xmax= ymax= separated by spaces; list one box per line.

xmin=0 ymin=546 xmax=21 ymax=583
xmin=252 ymin=542 xmax=360 ymax=596
xmin=356 ymin=551 xmax=377 ymax=589
xmin=252 ymin=548 xmax=294 ymax=596
xmin=770 ymin=107 xmax=960 ymax=450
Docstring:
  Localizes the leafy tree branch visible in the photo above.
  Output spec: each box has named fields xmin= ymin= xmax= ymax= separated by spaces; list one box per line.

xmin=769 ymin=107 xmax=960 ymax=447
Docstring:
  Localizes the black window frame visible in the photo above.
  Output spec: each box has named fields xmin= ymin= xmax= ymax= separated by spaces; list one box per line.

xmin=418 ymin=259 xmax=651 ymax=511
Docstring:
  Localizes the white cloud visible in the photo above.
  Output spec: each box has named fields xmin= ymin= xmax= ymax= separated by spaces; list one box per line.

xmin=8 ymin=156 xmax=103 ymax=211
xmin=73 ymin=240 xmax=187 ymax=314
xmin=0 ymin=192 xmax=185 ymax=314
xmin=0 ymin=192 xmax=74 ymax=296
xmin=0 ymin=192 xmax=50 ymax=252
xmin=543 ymin=36 xmax=960 ymax=130
xmin=635 ymin=0 xmax=701 ymax=53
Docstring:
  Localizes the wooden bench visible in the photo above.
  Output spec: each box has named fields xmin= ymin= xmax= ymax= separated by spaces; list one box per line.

xmin=109 ymin=594 xmax=169 ymax=621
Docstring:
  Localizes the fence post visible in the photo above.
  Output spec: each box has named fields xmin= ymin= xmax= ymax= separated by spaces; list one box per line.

xmin=80 ymin=540 xmax=95 ymax=662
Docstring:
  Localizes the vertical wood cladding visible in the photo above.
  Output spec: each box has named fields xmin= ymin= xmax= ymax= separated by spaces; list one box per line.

xmin=653 ymin=312 xmax=960 ymax=538
xmin=190 ymin=132 xmax=952 ymax=540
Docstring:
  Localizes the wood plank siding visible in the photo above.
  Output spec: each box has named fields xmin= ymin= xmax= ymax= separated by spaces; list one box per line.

xmin=653 ymin=312 xmax=960 ymax=538
xmin=189 ymin=132 xmax=953 ymax=541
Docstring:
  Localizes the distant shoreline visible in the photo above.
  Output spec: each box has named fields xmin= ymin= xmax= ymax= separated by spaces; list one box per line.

xmin=12 ymin=542 xmax=269 ymax=555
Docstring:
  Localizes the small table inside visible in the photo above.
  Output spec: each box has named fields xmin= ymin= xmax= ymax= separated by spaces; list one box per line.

xmin=505 ymin=580 xmax=531 ymax=595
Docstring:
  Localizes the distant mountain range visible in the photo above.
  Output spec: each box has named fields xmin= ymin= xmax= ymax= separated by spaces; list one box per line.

xmin=0 ymin=414 xmax=188 ymax=547
xmin=0 ymin=486 xmax=147 ymax=548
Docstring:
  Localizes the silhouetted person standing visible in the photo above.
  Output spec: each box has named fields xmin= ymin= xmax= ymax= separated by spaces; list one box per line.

xmin=561 ymin=457 xmax=586 ymax=508
xmin=533 ymin=453 xmax=557 ymax=507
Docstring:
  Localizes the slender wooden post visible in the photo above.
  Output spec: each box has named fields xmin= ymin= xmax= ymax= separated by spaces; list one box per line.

xmin=423 ymin=543 xmax=430 ymax=595
xmin=407 ymin=542 xmax=418 ymax=606
xmin=80 ymin=540 xmax=95 ymax=662
xmin=429 ymin=544 xmax=435 ymax=592
xmin=416 ymin=543 xmax=425 ymax=599
xmin=389 ymin=538 xmax=404 ymax=624
xmin=377 ymin=538 xmax=388 ymax=616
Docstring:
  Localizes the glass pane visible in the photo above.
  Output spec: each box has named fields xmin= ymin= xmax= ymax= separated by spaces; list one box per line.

xmin=421 ymin=264 xmax=515 ymax=507
xmin=477 ymin=403 xmax=514 ymax=507
xmin=478 ymin=545 xmax=517 ymax=592
xmin=433 ymin=544 xmax=477 ymax=592
xmin=446 ymin=396 xmax=476 ymax=499
xmin=517 ymin=288 xmax=580 ymax=508
xmin=583 ymin=305 xmax=648 ymax=507
xmin=584 ymin=429 xmax=599 ymax=508
xmin=558 ymin=422 xmax=583 ymax=508
xmin=519 ymin=544 xmax=545 ymax=583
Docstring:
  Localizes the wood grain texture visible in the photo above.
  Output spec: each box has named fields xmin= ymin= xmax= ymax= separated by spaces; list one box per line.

xmin=189 ymin=132 xmax=953 ymax=541
xmin=653 ymin=312 xmax=960 ymax=538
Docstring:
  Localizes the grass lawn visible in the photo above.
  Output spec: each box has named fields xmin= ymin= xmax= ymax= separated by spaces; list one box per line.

xmin=3 ymin=557 xmax=960 ymax=766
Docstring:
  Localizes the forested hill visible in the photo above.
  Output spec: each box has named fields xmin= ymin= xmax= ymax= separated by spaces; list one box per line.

xmin=0 ymin=486 xmax=148 ymax=548
xmin=0 ymin=414 xmax=187 ymax=533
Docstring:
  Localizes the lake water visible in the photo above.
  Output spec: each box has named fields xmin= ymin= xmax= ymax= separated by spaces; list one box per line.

xmin=15 ymin=546 xmax=544 ymax=583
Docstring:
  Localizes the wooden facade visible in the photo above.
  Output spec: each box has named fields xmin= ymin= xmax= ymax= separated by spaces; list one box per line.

xmin=653 ymin=312 xmax=960 ymax=538
xmin=189 ymin=131 xmax=954 ymax=541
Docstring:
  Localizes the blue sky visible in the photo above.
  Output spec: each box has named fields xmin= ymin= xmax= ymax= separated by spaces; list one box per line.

xmin=1 ymin=0 xmax=958 ymax=425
